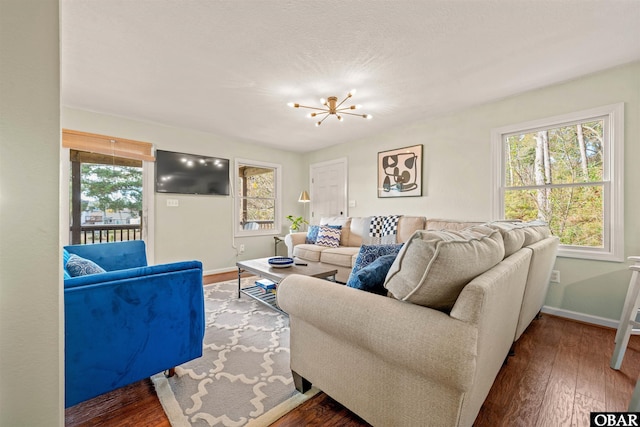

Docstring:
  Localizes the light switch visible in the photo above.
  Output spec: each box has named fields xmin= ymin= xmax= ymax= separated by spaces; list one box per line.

xmin=167 ymin=199 xmax=179 ymax=207
xmin=349 ymin=200 xmax=356 ymax=208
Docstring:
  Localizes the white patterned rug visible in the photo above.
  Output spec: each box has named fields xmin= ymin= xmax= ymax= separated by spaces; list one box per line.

xmin=151 ymin=278 xmax=317 ymax=427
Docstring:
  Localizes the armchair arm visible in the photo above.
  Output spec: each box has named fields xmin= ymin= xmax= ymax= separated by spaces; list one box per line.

xmin=277 ymin=275 xmax=477 ymax=391
xmin=284 ymin=232 xmax=307 ymax=257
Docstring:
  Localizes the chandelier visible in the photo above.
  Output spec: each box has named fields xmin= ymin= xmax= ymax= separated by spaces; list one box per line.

xmin=287 ymin=89 xmax=372 ymax=126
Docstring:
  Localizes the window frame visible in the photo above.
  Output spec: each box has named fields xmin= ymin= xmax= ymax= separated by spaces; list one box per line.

xmin=234 ymin=158 xmax=282 ymax=237
xmin=491 ymin=103 xmax=624 ymax=262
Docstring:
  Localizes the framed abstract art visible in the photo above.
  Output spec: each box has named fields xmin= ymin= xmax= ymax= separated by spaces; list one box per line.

xmin=377 ymin=144 xmax=422 ymax=198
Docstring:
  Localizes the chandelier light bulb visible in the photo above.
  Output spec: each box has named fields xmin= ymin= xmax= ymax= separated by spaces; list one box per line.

xmin=337 ymin=115 xmax=343 ymax=121
xmin=364 ymin=114 xmax=373 ymax=119
xmin=348 ymin=89 xmax=356 ymax=96
xmin=315 ymin=121 xmax=321 ymax=127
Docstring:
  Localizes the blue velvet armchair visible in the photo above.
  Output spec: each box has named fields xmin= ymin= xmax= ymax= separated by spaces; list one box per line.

xmin=63 ymin=240 xmax=205 ymax=408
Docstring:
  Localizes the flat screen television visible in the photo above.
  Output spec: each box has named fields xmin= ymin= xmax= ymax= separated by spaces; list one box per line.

xmin=155 ymin=149 xmax=230 ymax=195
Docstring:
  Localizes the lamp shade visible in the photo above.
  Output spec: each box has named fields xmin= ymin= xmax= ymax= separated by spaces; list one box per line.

xmin=298 ymin=190 xmax=310 ymax=203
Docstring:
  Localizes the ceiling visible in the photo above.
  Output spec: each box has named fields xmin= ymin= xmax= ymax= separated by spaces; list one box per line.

xmin=61 ymin=0 xmax=640 ymax=153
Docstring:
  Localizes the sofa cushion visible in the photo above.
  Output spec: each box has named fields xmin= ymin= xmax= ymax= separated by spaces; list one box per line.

xmin=347 ymin=254 xmax=397 ymax=295
xmin=520 ymin=221 xmax=551 ymax=246
xmin=293 ymin=244 xmax=324 ymax=262
xmin=305 ymin=225 xmax=320 ymax=244
xmin=426 ymin=218 xmax=484 ymax=231
xmin=320 ymin=246 xmax=361 ymax=268
xmin=384 ymin=228 xmax=505 ymax=311
xmin=346 ymin=244 xmax=404 ymax=288
xmin=316 ymin=225 xmax=342 ymax=248
xmin=66 ymin=254 xmax=107 ymax=277
xmin=320 ymin=217 xmax=351 ymax=246
xmin=306 ymin=224 xmax=341 ymax=244
xmin=486 ymin=222 xmax=526 ymax=257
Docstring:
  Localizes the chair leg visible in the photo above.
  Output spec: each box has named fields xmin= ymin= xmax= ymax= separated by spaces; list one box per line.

xmin=630 ymin=376 xmax=640 ymax=411
xmin=165 ymin=368 xmax=176 ymax=378
xmin=612 ymin=266 xmax=640 ymax=370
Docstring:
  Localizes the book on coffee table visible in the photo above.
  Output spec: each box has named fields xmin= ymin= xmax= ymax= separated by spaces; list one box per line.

xmin=255 ymin=278 xmax=276 ymax=290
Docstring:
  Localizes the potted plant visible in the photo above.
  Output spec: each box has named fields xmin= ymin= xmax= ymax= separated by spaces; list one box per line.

xmin=286 ymin=215 xmax=308 ymax=233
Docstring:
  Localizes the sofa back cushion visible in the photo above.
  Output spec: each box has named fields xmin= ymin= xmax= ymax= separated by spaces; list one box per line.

xmin=344 ymin=216 xmax=427 ymax=247
xmin=64 ymin=240 xmax=148 ymax=271
xmin=384 ymin=228 xmax=505 ymax=311
xmin=426 ymin=218 xmax=484 ymax=231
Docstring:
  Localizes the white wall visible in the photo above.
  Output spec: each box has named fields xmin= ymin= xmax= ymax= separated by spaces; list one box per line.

xmin=62 ymin=108 xmax=307 ymax=272
xmin=305 ymin=62 xmax=640 ymax=323
xmin=0 ymin=0 xmax=63 ymax=425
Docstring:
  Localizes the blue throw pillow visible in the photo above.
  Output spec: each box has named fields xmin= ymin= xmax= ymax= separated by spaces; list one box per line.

xmin=305 ymin=225 xmax=320 ymax=244
xmin=347 ymin=254 xmax=397 ymax=295
xmin=66 ymin=254 xmax=106 ymax=277
xmin=350 ymin=244 xmax=403 ymax=273
xmin=305 ymin=224 xmax=341 ymax=244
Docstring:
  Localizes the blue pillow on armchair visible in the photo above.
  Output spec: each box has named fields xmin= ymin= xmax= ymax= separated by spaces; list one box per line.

xmin=66 ymin=254 xmax=106 ymax=277
xmin=347 ymin=254 xmax=397 ymax=295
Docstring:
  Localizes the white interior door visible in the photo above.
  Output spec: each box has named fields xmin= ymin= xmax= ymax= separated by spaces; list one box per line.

xmin=310 ymin=158 xmax=348 ymax=224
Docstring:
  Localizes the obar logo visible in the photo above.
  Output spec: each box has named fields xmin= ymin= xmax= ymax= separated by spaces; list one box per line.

xmin=591 ymin=413 xmax=640 ymax=427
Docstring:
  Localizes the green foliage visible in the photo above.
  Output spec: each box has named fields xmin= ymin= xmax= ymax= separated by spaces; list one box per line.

xmin=286 ymin=215 xmax=308 ymax=231
xmin=81 ymin=163 xmax=142 ymax=215
xmin=504 ymin=120 xmax=604 ymax=247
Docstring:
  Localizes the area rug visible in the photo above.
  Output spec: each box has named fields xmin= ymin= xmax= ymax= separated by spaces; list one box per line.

xmin=151 ymin=278 xmax=318 ymax=427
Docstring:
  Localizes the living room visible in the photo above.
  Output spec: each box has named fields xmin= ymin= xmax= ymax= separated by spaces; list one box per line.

xmin=2 ymin=1 xmax=640 ymax=426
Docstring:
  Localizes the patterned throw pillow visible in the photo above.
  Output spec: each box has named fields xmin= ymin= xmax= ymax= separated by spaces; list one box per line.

xmin=305 ymin=225 xmax=320 ymax=244
xmin=316 ymin=225 xmax=342 ymax=248
xmin=347 ymin=254 xmax=397 ymax=295
xmin=347 ymin=244 xmax=404 ymax=287
xmin=66 ymin=254 xmax=107 ymax=277
xmin=306 ymin=225 xmax=341 ymax=244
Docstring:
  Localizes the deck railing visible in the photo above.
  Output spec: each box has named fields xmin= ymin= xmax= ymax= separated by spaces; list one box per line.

xmin=72 ymin=224 xmax=142 ymax=244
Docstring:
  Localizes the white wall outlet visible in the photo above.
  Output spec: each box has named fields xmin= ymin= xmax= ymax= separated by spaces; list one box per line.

xmin=239 ymin=244 xmax=245 ymax=254
xmin=349 ymin=200 xmax=357 ymax=208
xmin=550 ymin=270 xmax=560 ymax=283
xmin=166 ymin=199 xmax=179 ymax=207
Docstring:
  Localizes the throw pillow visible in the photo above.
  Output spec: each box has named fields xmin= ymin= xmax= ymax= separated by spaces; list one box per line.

xmin=66 ymin=254 xmax=107 ymax=277
xmin=305 ymin=225 xmax=320 ymax=244
xmin=347 ymin=254 xmax=397 ymax=295
xmin=347 ymin=244 xmax=404 ymax=287
xmin=316 ymin=225 xmax=342 ymax=248
xmin=384 ymin=228 xmax=505 ymax=312
xmin=305 ymin=224 xmax=341 ymax=244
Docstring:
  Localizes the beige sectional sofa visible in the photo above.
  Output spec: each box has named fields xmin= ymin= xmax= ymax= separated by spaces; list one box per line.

xmin=277 ymin=219 xmax=558 ymax=427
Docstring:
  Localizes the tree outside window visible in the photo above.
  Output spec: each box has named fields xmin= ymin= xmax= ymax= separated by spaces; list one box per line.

xmin=493 ymin=104 xmax=624 ymax=261
xmin=235 ymin=159 xmax=282 ymax=235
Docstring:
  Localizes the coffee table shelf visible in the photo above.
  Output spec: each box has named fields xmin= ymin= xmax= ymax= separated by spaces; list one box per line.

xmin=236 ymin=257 xmax=337 ymax=314
xmin=240 ymin=285 xmax=283 ymax=314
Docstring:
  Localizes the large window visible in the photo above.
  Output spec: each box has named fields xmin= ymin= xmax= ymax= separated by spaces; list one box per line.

xmin=492 ymin=103 xmax=624 ymax=261
xmin=235 ymin=159 xmax=281 ymax=236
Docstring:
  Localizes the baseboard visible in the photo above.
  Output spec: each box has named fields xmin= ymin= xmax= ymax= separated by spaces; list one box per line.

xmin=541 ymin=305 xmax=619 ymax=329
xmin=203 ymin=267 xmax=237 ymax=276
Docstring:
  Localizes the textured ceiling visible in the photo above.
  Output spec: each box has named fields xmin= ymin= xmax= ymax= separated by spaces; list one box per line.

xmin=61 ymin=0 xmax=640 ymax=152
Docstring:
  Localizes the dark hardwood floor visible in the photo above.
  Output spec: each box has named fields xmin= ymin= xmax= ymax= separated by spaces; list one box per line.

xmin=66 ymin=276 xmax=640 ymax=426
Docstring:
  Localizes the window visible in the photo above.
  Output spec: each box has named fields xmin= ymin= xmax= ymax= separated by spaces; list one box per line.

xmin=492 ymin=103 xmax=624 ymax=261
xmin=234 ymin=159 xmax=282 ymax=236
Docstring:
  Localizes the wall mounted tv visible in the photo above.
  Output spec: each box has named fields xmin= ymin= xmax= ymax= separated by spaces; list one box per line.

xmin=155 ymin=149 xmax=230 ymax=196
